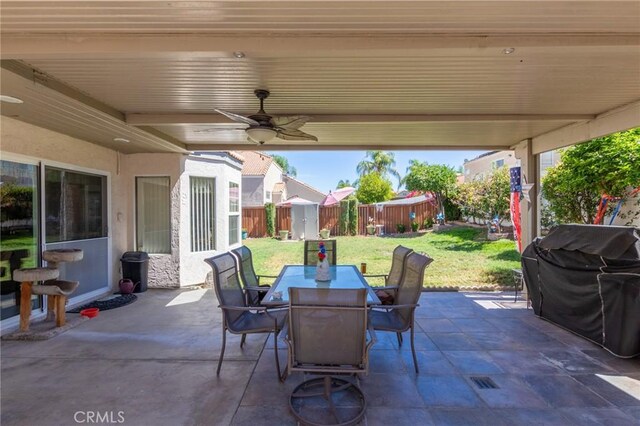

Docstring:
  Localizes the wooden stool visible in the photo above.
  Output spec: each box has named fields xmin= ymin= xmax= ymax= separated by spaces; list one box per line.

xmin=13 ymin=267 xmax=59 ymax=332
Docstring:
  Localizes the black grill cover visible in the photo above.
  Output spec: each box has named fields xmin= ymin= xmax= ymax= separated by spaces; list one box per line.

xmin=522 ymin=225 xmax=640 ymax=358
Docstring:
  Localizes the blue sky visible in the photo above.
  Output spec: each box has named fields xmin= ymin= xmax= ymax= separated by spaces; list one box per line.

xmin=271 ymin=150 xmax=488 ymax=193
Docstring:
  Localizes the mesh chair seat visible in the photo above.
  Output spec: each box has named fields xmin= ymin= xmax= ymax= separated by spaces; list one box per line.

xmin=205 ymin=252 xmax=285 ymax=380
xmin=369 ymin=309 xmax=407 ymax=331
xmin=229 ymin=309 xmax=287 ymax=333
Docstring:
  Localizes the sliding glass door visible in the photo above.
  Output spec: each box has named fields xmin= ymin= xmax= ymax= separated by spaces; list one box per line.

xmin=0 ymin=160 xmax=41 ymax=320
xmin=44 ymin=166 xmax=109 ymax=299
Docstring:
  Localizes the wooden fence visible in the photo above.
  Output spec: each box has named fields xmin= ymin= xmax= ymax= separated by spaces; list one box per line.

xmin=242 ymin=200 xmax=437 ymax=238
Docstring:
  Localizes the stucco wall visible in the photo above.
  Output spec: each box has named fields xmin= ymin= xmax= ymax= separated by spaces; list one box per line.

xmin=283 ymin=176 xmax=326 ymax=203
xmin=0 ymin=117 xmax=126 ymax=293
xmin=179 ymin=155 xmax=242 ymax=286
xmin=121 ymin=153 xmax=184 ymax=288
xmin=262 ymin=163 xmax=283 ymax=203
xmin=241 ymin=176 xmax=264 ymax=206
xmin=463 ymin=151 xmax=518 ymax=181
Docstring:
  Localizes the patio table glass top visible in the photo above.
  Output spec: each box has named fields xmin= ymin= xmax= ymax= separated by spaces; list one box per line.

xmin=261 ymin=265 xmax=381 ymax=306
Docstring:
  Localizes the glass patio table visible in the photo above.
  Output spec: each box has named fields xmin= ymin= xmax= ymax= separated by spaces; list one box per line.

xmin=261 ymin=265 xmax=381 ymax=307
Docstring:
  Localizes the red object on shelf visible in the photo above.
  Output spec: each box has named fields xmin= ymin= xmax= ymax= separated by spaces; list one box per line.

xmin=80 ymin=308 xmax=99 ymax=318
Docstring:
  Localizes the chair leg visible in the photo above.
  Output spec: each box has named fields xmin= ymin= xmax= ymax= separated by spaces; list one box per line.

xmin=274 ymin=328 xmax=283 ymax=382
xmin=396 ymin=332 xmax=403 ymax=347
xmin=410 ymin=324 xmax=419 ymax=374
xmin=217 ymin=326 xmax=226 ymax=376
xmin=47 ymin=295 xmax=55 ymax=321
xmin=240 ymin=333 xmax=247 ymax=347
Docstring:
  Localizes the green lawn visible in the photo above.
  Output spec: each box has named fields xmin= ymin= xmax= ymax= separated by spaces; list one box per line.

xmin=244 ymin=226 xmax=521 ymax=289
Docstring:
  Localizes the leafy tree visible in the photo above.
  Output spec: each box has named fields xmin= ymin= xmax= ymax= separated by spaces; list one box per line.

xmin=336 ymin=179 xmax=352 ymax=189
xmin=355 ymin=173 xmax=394 ymax=204
xmin=454 ymin=168 xmax=510 ymax=225
xmin=403 ymin=162 xmax=458 ymax=218
xmin=542 ymin=128 xmax=640 ymax=224
xmin=272 ymin=154 xmax=297 ymax=177
xmin=356 ymin=151 xmax=401 ymax=189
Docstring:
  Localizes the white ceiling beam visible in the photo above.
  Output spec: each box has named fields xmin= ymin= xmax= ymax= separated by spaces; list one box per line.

xmin=187 ymin=144 xmax=507 ymax=152
xmin=531 ymin=100 xmax=640 ymax=155
xmin=3 ymin=34 xmax=639 ymax=60
xmin=127 ymin=113 xmax=595 ymax=126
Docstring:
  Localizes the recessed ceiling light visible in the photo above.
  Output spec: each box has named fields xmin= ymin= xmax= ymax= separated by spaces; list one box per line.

xmin=502 ymin=48 xmax=516 ymax=55
xmin=113 ymin=137 xmax=130 ymax=143
xmin=0 ymin=95 xmax=24 ymax=104
xmin=233 ymin=51 xmax=246 ymax=59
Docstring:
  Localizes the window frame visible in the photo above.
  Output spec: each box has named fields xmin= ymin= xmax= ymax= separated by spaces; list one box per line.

xmin=135 ymin=176 xmax=172 ymax=254
xmin=229 ymin=181 xmax=240 ymax=245
xmin=190 ymin=176 xmax=216 ymax=252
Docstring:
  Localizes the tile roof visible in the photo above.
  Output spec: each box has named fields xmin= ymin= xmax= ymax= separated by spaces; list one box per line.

xmin=240 ymin=151 xmax=274 ymax=176
xmin=226 ymin=151 xmax=245 ymax=163
xmin=272 ymin=182 xmax=286 ymax=193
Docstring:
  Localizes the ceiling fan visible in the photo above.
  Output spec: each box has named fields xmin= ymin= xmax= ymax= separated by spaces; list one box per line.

xmin=196 ymin=89 xmax=318 ymax=144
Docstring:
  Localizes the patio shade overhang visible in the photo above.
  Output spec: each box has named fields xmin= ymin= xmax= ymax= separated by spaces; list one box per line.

xmin=0 ymin=1 xmax=639 ymax=155
xmin=321 ymin=187 xmax=356 ymax=207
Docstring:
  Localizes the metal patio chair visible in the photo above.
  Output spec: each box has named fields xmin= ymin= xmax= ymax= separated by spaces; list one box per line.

xmin=304 ymin=239 xmax=337 ymax=265
xmin=283 ymin=287 xmax=376 ymax=426
xmin=369 ymin=252 xmax=433 ymax=373
xmin=205 ymin=252 xmax=286 ymax=379
xmin=364 ymin=245 xmax=414 ymax=302
xmin=232 ymin=245 xmax=278 ymax=306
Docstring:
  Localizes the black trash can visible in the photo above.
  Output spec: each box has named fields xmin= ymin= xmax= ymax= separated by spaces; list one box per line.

xmin=120 ymin=251 xmax=150 ymax=293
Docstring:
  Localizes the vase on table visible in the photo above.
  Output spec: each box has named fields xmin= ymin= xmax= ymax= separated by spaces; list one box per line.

xmin=315 ymin=258 xmax=331 ymax=282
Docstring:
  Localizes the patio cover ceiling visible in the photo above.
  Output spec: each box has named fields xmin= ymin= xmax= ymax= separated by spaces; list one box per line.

xmin=1 ymin=1 xmax=639 ymax=154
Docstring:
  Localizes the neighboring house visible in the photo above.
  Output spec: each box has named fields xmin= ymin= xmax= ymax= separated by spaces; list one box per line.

xmin=1 ymin=117 xmax=242 ymax=330
xmin=240 ymin=151 xmax=285 ymax=206
xmin=240 ymin=151 xmax=325 ymax=206
xmin=463 ymin=150 xmax=519 ymax=181
xmin=282 ymin=175 xmax=326 ymax=204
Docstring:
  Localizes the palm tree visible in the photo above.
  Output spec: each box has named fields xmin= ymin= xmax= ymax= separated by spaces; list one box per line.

xmin=336 ymin=179 xmax=352 ymax=189
xmin=356 ymin=151 xmax=401 ymax=188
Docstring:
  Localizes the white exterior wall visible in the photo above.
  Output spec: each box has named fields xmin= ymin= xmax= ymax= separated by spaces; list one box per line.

xmin=122 ymin=153 xmax=184 ymax=288
xmin=464 ymin=151 xmax=519 ymax=181
xmin=283 ymin=176 xmax=326 ymax=203
xmin=0 ymin=117 xmax=126 ymax=295
xmin=179 ymin=155 xmax=242 ymax=286
xmin=262 ymin=163 xmax=283 ymax=204
xmin=241 ymin=176 xmax=264 ymax=206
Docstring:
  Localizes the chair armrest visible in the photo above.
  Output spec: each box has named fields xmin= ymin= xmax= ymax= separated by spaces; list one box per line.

xmin=257 ymin=274 xmax=279 ymax=279
xmin=363 ymin=274 xmax=388 ymax=278
xmin=219 ymin=305 xmax=268 ymax=312
xmin=245 ymin=285 xmax=270 ymax=293
xmin=377 ymin=285 xmax=399 ymax=291
xmin=372 ymin=303 xmax=420 ymax=311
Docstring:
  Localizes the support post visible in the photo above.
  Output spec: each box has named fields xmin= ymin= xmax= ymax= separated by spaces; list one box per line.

xmin=513 ymin=138 xmax=539 ymax=252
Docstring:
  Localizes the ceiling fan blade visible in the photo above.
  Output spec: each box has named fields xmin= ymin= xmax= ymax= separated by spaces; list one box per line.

xmin=194 ymin=127 xmax=246 ymax=133
xmin=214 ymin=108 xmax=260 ymax=126
xmin=270 ymin=115 xmax=311 ymax=130
xmin=276 ymin=128 xmax=318 ymax=142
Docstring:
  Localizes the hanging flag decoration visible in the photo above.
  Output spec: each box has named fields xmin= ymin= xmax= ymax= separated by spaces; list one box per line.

xmin=509 ymin=167 xmax=522 ymax=252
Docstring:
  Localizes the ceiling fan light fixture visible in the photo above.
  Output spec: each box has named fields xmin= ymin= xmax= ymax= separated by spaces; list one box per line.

xmin=246 ymin=127 xmax=277 ymax=144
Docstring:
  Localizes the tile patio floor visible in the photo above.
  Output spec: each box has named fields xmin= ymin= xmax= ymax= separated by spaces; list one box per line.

xmin=1 ymin=289 xmax=639 ymax=425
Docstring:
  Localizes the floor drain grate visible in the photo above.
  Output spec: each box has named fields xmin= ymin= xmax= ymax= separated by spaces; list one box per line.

xmin=470 ymin=376 xmax=499 ymax=389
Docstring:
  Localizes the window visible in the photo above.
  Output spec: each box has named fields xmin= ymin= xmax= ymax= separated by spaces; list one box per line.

xmin=229 ymin=182 xmax=240 ymax=245
xmin=45 ymin=167 xmax=107 ymax=242
xmin=136 ymin=177 xmax=171 ymax=253
xmin=190 ymin=177 xmax=215 ymax=252
xmin=265 ymin=190 xmax=272 ymax=201
xmin=494 ymin=159 xmax=505 ymax=168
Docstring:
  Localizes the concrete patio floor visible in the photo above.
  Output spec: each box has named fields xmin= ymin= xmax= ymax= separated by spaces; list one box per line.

xmin=1 ymin=288 xmax=639 ymax=426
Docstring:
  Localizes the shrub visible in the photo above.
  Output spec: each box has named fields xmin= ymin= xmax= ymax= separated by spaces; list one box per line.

xmin=411 ymin=222 xmax=419 ymax=232
xmin=396 ymin=223 xmax=406 ymax=233
xmin=339 ymin=199 xmax=350 ymax=235
xmin=265 ymin=202 xmax=275 ymax=237
xmin=347 ymin=197 xmax=358 ymax=236
xmin=424 ymin=217 xmax=434 ymax=228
